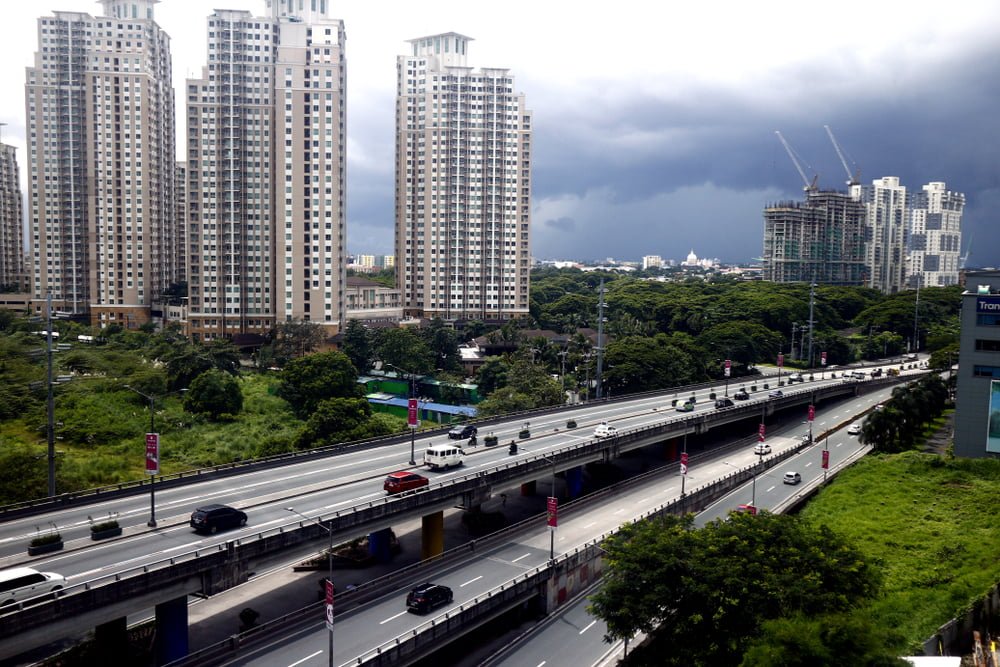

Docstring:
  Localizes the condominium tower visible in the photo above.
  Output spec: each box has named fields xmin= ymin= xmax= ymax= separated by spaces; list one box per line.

xmin=395 ymin=33 xmax=532 ymax=321
xmin=25 ymin=0 xmax=176 ymax=326
xmin=762 ymin=189 xmax=868 ymax=285
xmin=186 ymin=0 xmax=346 ymax=341
xmin=0 ymin=142 xmax=23 ymax=290
xmin=863 ymin=176 xmax=907 ymax=294
xmin=907 ymin=181 xmax=964 ymax=288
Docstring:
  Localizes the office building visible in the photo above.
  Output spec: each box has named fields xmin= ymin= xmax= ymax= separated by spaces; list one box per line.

xmin=762 ymin=189 xmax=867 ymax=285
xmin=953 ymin=271 xmax=1000 ymax=458
xmin=395 ymin=33 xmax=532 ymax=321
xmin=907 ymin=181 xmax=964 ymax=288
xmin=26 ymin=0 xmax=176 ymax=326
xmin=186 ymin=0 xmax=346 ymax=342
xmin=0 ymin=142 xmax=23 ymax=290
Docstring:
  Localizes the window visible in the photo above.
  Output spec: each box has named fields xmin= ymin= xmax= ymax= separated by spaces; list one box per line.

xmin=976 ymin=340 xmax=1000 ymax=352
xmin=973 ymin=366 xmax=1000 ymax=378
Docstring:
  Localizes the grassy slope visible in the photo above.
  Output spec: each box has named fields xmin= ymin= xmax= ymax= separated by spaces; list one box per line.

xmin=798 ymin=449 xmax=1000 ymax=649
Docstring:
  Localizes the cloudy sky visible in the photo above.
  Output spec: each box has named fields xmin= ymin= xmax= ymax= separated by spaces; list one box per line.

xmin=2 ymin=0 xmax=998 ymax=266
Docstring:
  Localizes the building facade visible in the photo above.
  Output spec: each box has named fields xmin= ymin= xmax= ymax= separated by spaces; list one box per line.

xmin=762 ymin=189 xmax=867 ymax=285
xmin=953 ymin=271 xmax=1000 ymax=459
xmin=0 ymin=143 xmax=24 ymax=290
xmin=863 ymin=176 xmax=907 ymax=294
xmin=186 ymin=0 xmax=347 ymax=342
xmin=395 ymin=33 xmax=531 ymax=322
xmin=907 ymin=181 xmax=964 ymax=288
xmin=26 ymin=0 xmax=176 ymax=327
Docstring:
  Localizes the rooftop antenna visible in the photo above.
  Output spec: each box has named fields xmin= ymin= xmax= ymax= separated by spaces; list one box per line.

xmin=823 ymin=124 xmax=860 ymax=186
xmin=775 ymin=131 xmax=818 ymax=192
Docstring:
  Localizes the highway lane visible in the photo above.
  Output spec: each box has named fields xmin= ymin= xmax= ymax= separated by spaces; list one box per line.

xmin=208 ymin=388 xmax=896 ymax=667
xmin=0 ymin=372 xmax=854 ymax=566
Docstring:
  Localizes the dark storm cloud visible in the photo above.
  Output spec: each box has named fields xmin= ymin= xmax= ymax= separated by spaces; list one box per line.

xmin=544 ymin=217 xmax=576 ymax=232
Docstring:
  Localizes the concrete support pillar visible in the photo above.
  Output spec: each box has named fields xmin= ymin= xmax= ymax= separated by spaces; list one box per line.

xmin=94 ymin=616 xmax=127 ymax=663
xmin=520 ymin=481 xmax=536 ymax=496
xmin=368 ymin=527 xmax=394 ymax=563
xmin=666 ymin=438 xmax=677 ymax=460
xmin=154 ymin=595 xmax=188 ymax=665
xmin=565 ymin=466 xmax=584 ymax=498
xmin=421 ymin=510 xmax=444 ymax=560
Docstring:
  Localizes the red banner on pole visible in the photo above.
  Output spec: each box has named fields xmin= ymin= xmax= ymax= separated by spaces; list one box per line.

xmin=821 ymin=351 xmax=828 ymax=366
xmin=808 ymin=404 xmax=815 ymax=422
xmin=724 ymin=359 xmax=731 ymax=378
xmin=777 ymin=353 xmax=784 ymax=368
xmin=546 ymin=497 xmax=558 ymax=529
xmin=758 ymin=423 xmax=766 ymax=442
xmin=680 ymin=451 xmax=689 ymax=475
xmin=325 ymin=579 xmax=335 ymax=630
xmin=407 ymin=398 xmax=418 ymax=428
xmin=822 ymin=449 xmax=830 ymax=469
xmin=145 ymin=433 xmax=159 ymax=475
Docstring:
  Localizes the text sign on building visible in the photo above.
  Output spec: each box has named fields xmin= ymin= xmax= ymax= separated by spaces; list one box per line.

xmin=145 ymin=433 xmax=159 ymax=475
xmin=407 ymin=398 xmax=419 ymax=429
xmin=546 ymin=497 xmax=558 ymax=529
xmin=976 ymin=296 xmax=1000 ymax=313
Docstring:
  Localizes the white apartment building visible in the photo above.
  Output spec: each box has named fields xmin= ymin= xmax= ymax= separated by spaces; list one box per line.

xmin=907 ymin=181 xmax=964 ymax=288
xmin=863 ymin=176 xmax=907 ymax=294
xmin=395 ymin=33 xmax=531 ymax=322
xmin=0 ymin=143 xmax=23 ymax=290
xmin=26 ymin=0 xmax=176 ymax=327
xmin=186 ymin=0 xmax=346 ymax=342
xmin=642 ymin=255 xmax=663 ymax=270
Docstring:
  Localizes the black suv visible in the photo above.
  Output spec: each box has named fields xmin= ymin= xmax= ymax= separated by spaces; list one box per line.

xmin=714 ymin=397 xmax=735 ymax=409
xmin=190 ymin=504 xmax=247 ymax=534
xmin=733 ymin=389 xmax=750 ymax=400
xmin=406 ymin=583 xmax=453 ymax=614
xmin=448 ymin=423 xmax=477 ymax=440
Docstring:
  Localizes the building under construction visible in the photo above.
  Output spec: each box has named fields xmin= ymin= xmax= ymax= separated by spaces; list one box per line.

xmin=762 ymin=189 xmax=868 ymax=285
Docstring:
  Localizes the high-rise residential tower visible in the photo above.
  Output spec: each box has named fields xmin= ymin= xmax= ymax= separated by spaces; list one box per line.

xmin=907 ymin=181 xmax=964 ymax=288
xmin=863 ymin=176 xmax=907 ymax=294
xmin=395 ymin=33 xmax=532 ymax=321
xmin=25 ymin=0 xmax=175 ymax=326
xmin=0 ymin=142 xmax=23 ymax=290
xmin=762 ymin=189 xmax=868 ymax=285
xmin=186 ymin=0 xmax=346 ymax=342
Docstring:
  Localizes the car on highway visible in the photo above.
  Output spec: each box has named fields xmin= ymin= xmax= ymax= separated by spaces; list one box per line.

xmin=714 ymin=397 xmax=735 ymax=409
xmin=190 ymin=504 xmax=247 ymax=534
xmin=448 ymin=423 xmax=477 ymax=440
xmin=0 ymin=567 xmax=66 ymax=607
xmin=787 ymin=373 xmax=803 ymax=383
xmin=676 ymin=400 xmax=695 ymax=412
xmin=735 ymin=504 xmax=758 ymax=515
xmin=848 ymin=423 xmax=862 ymax=435
xmin=733 ymin=388 xmax=750 ymax=400
xmin=783 ymin=471 xmax=802 ymax=485
xmin=753 ymin=443 xmax=772 ymax=455
xmin=593 ymin=422 xmax=618 ymax=438
xmin=384 ymin=471 xmax=429 ymax=494
xmin=424 ymin=444 xmax=464 ymax=470
xmin=406 ymin=582 xmax=453 ymax=614
xmin=768 ymin=389 xmax=783 ymax=398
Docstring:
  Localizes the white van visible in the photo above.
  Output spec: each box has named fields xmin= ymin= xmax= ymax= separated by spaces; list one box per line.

xmin=424 ymin=444 xmax=465 ymax=471
xmin=0 ymin=567 xmax=66 ymax=606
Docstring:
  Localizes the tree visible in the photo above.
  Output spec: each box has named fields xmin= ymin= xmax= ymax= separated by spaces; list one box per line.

xmin=295 ymin=397 xmax=383 ymax=449
xmin=421 ymin=318 xmax=461 ymax=372
xmin=183 ymin=370 xmax=244 ymax=420
xmin=603 ymin=333 xmax=704 ymax=394
xmin=589 ymin=512 xmax=880 ymax=666
xmin=277 ymin=351 xmax=360 ymax=419
xmin=272 ymin=320 xmax=326 ymax=363
xmin=375 ymin=327 xmax=434 ymax=374
xmin=341 ymin=320 xmax=373 ymax=374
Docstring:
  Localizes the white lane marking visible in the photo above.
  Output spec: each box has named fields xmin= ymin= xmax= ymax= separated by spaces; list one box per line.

xmin=582 ymin=522 xmax=596 ymax=529
xmin=638 ymin=496 xmax=651 ymax=503
xmin=836 ymin=442 xmax=843 ymax=448
xmin=163 ymin=542 xmax=201 ymax=553
xmin=461 ymin=576 xmax=483 ymax=587
xmin=766 ymin=486 xmax=775 ymax=493
xmin=512 ymin=553 xmax=531 ymax=563
xmin=536 ymin=662 xmax=547 ymax=667
xmin=288 ymin=651 xmax=323 ymax=667
xmin=579 ymin=620 xmax=598 ymax=635
xmin=805 ymin=462 xmax=813 ymax=468
xmin=380 ymin=611 xmax=408 ymax=625
xmin=614 ymin=508 xmax=626 ymax=515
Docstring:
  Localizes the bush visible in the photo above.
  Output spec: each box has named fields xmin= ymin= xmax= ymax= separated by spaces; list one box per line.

xmin=484 ymin=434 xmax=499 ymax=446
xmin=30 ymin=532 xmax=62 ymax=547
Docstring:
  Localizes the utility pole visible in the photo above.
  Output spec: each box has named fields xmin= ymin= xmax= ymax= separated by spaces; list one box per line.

xmin=46 ymin=292 xmax=56 ymax=497
xmin=595 ymin=279 xmax=606 ymax=399
xmin=912 ymin=277 xmax=921 ymax=353
xmin=807 ymin=283 xmax=816 ymax=368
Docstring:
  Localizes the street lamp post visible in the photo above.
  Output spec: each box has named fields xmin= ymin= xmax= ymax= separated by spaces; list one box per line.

xmin=387 ymin=364 xmax=418 ymax=465
xmin=287 ymin=507 xmax=334 ymax=667
xmin=124 ymin=385 xmax=159 ymax=527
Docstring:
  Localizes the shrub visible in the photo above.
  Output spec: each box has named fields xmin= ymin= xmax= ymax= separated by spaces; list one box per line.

xmin=30 ymin=532 xmax=62 ymax=547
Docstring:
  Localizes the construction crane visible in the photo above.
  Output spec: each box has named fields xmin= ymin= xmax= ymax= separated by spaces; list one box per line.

xmin=774 ymin=130 xmax=818 ymax=192
xmin=823 ymin=124 xmax=860 ymax=186
xmin=960 ymin=231 xmax=973 ymax=269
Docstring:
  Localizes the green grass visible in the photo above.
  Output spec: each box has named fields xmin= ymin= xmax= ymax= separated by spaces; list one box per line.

xmin=799 ymin=451 xmax=1000 ymax=650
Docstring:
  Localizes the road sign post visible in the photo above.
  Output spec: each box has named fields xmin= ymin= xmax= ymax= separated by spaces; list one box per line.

xmin=325 ymin=578 xmax=334 ymax=665
xmin=547 ymin=496 xmax=558 ymax=561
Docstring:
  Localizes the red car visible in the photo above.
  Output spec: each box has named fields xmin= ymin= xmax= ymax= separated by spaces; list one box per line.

xmin=384 ymin=471 xmax=429 ymax=495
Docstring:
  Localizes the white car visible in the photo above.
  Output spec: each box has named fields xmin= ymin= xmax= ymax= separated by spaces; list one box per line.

xmin=753 ymin=443 xmax=772 ymax=455
xmin=783 ymin=471 xmax=802 ymax=485
xmin=593 ymin=422 xmax=618 ymax=438
xmin=847 ymin=423 xmax=862 ymax=435
xmin=0 ymin=567 xmax=66 ymax=606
